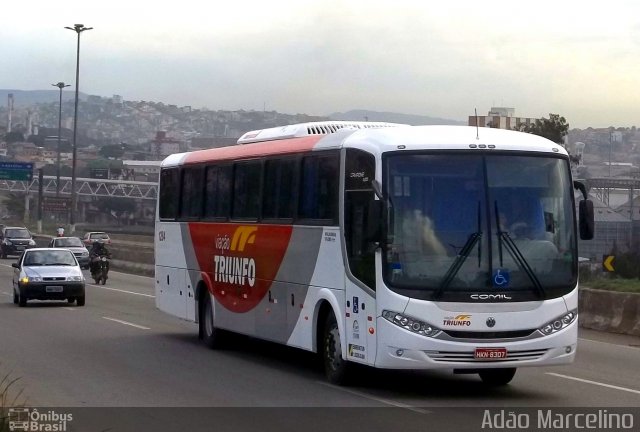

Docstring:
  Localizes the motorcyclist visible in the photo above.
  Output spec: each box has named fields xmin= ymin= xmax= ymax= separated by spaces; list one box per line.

xmin=89 ymin=240 xmax=111 ymax=276
xmin=56 ymin=226 xmax=65 ymax=237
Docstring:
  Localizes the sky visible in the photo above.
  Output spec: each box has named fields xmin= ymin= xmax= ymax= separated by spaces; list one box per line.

xmin=1 ymin=0 xmax=639 ymax=128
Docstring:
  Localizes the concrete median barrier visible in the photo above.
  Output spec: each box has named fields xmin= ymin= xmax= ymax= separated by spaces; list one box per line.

xmin=579 ymin=288 xmax=640 ymax=336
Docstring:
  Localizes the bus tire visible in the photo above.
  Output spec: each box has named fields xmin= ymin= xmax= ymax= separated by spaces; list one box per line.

xmin=479 ymin=368 xmax=516 ymax=386
xmin=200 ymin=291 xmax=223 ymax=349
xmin=323 ymin=310 xmax=350 ymax=385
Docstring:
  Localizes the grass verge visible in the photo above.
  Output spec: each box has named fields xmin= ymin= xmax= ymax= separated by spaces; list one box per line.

xmin=582 ymin=278 xmax=640 ymax=293
xmin=0 ymin=371 xmax=25 ymax=432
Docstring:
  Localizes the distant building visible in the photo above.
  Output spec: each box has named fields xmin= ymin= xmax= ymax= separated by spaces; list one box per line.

xmin=190 ymin=136 xmax=237 ymax=149
xmin=148 ymin=131 xmax=184 ymax=158
xmin=87 ymin=95 xmax=103 ymax=104
xmin=43 ymin=136 xmax=70 ymax=151
xmin=468 ymin=107 xmax=538 ymax=130
xmin=488 ymin=107 xmax=515 ymax=117
xmin=122 ymin=160 xmax=161 ymax=181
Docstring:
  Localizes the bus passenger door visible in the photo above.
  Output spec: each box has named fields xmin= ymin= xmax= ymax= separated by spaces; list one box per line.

xmin=343 ymin=148 xmax=377 ymax=366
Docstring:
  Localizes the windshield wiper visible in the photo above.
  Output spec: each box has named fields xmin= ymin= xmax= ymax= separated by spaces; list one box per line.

xmin=434 ymin=202 xmax=483 ymax=299
xmin=45 ymin=263 xmax=73 ymax=266
xmin=494 ymin=201 xmax=545 ymax=299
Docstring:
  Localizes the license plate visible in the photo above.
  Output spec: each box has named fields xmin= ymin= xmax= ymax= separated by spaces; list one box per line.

xmin=474 ymin=347 xmax=507 ymax=360
xmin=16 ymin=246 xmax=25 ymax=251
xmin=46 ymin=286 xmax=64 ymax=292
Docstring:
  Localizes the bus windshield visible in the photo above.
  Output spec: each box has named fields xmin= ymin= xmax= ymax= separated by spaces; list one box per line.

xmin=383 ymin=153 xmax=576 ymax=301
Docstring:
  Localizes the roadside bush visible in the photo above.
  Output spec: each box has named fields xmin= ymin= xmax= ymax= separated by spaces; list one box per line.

xmin=612 ymin=251 xmax=640 ymax=279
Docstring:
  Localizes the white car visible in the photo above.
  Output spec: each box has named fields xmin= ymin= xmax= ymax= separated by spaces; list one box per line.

xmin=12 ymin=248 xmax=86 ymax=307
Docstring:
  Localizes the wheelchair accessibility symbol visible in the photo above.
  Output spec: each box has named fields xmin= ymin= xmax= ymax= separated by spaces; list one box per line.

xmin=493 ymin=269 xmax=510 ymax=287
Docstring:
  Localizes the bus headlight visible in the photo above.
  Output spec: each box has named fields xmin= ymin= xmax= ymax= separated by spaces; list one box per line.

xmin=382 ymin=310 xmax=441 ymax=337
xmin=539 ymin=309 xmax=577 ymax=336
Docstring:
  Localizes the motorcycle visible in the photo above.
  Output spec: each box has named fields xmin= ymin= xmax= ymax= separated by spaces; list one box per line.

xmin=91 ymin=255 xmax=109 ymax=285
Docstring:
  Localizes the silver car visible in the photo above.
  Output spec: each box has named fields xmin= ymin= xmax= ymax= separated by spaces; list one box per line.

xmin=48 ymin=237 xmax=90 ymax=269
xmin=12 ymin=248 xmax=86 ymax=307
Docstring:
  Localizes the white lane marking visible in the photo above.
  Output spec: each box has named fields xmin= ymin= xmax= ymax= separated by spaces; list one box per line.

xmin=109 ymin=270 xmax=153 ymax=280
xmin=317 ymin=382 xmax=430 ymax=414
xmin=547 ymin=372 xmax=640 ymax=395
xmin=102 ymin=316 xmax=150 ymax=330
xmin=88 ymin=284 xmax=155 ymax=298
xmin=63 ymin=307 xmax=76 ymax=311
xmin=1 ymin=291 xmax=12 ymax=296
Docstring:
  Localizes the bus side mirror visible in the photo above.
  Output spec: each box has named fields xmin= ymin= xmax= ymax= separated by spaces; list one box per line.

xmin=579 ymin=199 xmax=594 ymax=240
xmin=366 ymin=200 xmax=384 ymax=243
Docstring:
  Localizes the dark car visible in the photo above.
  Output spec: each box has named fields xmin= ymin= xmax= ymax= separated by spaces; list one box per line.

xmin=12 ymin=248 xmax=85 ymax=307
xmin=48 ymin=237 xmax=90 ymax=269
xmin=1 ymin=227 xmax=36 ymax=258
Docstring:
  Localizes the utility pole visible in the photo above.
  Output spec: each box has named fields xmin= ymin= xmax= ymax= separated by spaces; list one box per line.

xmin=52 ymin=82 xmax=70 ymax=197
xmin=65 ymin=24 xmax=93 ymax=234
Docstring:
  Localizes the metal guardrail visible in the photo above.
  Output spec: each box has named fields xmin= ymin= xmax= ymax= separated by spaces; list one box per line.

xmin=0 ymin=175 xmax=158 ymax=200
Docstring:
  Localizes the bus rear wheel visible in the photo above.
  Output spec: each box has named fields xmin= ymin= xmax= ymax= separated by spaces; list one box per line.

xmin=323 ymin=310 xmax=350 ymax=385
xmin=200 ymin=291 xmax=223 ymax=349
xmin=479 ymin=368 xmax=516 ymax=386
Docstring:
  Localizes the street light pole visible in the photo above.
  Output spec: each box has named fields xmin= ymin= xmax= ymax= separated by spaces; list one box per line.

xmin=65 ymin=24 xmax=92 ymax=234
xmin=609 ymin=130 xmax=613 ymax=178
xmin=52 ymin=82 xmax=70 ymax=197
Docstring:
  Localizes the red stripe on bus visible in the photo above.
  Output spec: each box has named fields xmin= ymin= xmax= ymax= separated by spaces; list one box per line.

xmin=183 ymin=136 xmax=322 ymax=164
xmin=188 ymin=222 xmax=293 ymax=313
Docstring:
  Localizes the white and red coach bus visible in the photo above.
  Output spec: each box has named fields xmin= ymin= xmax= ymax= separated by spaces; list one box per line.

xmin=155 ymin=121 xmax=593 ymax=385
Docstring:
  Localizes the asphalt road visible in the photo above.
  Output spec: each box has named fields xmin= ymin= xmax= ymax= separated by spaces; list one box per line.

xmin=1 ymin=262 xmax=639 ymax=430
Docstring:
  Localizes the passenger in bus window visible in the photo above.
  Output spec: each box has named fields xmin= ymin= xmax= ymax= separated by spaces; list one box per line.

xmin=402 ymin=209 xmax=447 ymax=257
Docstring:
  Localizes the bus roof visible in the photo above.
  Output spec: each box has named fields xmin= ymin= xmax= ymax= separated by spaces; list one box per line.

xmin=161 ymin=124 xmax=568 ymax=168
xmin=237 ymin=121 xmax=405 ymax=144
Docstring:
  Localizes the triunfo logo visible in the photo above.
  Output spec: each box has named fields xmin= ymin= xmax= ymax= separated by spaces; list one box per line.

xmin=213 ymin=226 xmax=258 ymax=287
xmin=443 ymin=314 xmax=472 ymax=326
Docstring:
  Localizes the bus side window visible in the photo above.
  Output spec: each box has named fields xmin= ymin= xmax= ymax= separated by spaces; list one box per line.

xmin=204 ymin=165 xmax=232 ymax=219
xmin=159 ymin=168 xmax=179 ymax=220
xmin=298 ymin=153 xmax=339 ymax=223
xmin=263 ymin=158 xmax=297 ymax=220
xmin=180 ymin=167 xmax=203 ymax=219
xmin=233 ymin=161 xmax=262 ymax=220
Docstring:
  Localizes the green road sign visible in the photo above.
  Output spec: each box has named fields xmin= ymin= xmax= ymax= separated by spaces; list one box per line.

xmin=0 ymin=162 xmax=33 ymax=181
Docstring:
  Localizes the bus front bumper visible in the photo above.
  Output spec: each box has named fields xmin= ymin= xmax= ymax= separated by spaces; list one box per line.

xmin=374 ymin=317 xmax=577 ymax=369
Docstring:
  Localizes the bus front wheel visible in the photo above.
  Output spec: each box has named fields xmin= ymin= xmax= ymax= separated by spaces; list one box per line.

xmin=479 ymin=368 xmax=517 ymax=386
xmin=323 ymin=311 xmax=350 ymax=385
xmin=200 ymin=292 xmax=223 ymax=349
